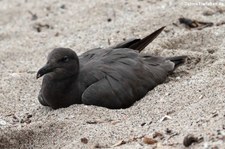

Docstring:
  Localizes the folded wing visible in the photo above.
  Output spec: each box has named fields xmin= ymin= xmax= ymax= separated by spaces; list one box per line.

xmin=79 ymin=48 xmax=177 ymax=109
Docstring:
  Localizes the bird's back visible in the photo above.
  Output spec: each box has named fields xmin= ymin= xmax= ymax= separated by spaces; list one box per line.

xmin=78 ymin=48 xmax=174 ymax=108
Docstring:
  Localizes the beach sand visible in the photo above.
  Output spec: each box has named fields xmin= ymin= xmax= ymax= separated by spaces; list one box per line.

xmin=0 ymin=0 xmax=225 ymax=148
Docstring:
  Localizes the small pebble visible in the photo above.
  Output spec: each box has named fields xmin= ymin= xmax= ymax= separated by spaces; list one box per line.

xmin=60 ymin=4 xmax=66 ymax=9
xmin=166 ymin=128 xmax=172 ymax=134
xmin=143 ymin=136 xmax=157 ymax=145
xmin=0 ymin=119 xmax=7 ymax=126
xmin=183 ymin=134 xmax=199 ymax=147
xmin=141 ymin=122 xmax=146 ymax=126
xmin=81 ymin=137 xmax=88 ymax=144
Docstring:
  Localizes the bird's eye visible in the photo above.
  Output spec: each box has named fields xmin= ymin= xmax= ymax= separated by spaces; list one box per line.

xmin=60 ymin=56 xmax=69 ymax=62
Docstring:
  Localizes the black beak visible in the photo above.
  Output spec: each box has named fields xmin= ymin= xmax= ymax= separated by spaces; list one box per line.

xmin=36 ymin=64 xmax=54 ymax=79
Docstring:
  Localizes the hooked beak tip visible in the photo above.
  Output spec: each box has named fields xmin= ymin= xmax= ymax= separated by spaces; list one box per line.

xmin=36 ymin=64 xmax=54 ymax=79
xmin=36 ymin=73 xmax=41 ymax=79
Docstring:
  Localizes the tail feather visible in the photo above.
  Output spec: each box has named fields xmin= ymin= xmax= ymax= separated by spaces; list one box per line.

xmin=112 ymin=26 xmax=165 ymax=52
xmin=129 ymin=26 xmax=165 ymax=52
xmin=166 ymin=56 xmax=187 ymax=69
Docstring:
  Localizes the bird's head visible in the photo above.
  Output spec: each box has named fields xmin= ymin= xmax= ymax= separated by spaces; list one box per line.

xmin=37 ymin=48 xmax=79 ymax=80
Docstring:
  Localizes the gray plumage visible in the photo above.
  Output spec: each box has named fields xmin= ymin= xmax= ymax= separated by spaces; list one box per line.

xmin=37 ymin=27 xmax=187 ymax=109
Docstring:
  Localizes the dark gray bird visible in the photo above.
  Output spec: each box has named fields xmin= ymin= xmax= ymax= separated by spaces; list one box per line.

xmin=37 ymin=27 xmax=187 ymax=109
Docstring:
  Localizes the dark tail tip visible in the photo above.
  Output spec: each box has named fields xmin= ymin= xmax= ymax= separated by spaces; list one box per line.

xmin=166 ymin=56 xmax=187 ymax=69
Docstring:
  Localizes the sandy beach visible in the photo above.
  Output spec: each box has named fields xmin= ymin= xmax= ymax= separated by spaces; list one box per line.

xmin=0 ymin=0 xmax=225 ymax=148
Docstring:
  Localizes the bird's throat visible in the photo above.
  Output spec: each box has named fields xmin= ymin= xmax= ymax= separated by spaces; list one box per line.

xmin=41 ymin=75 xmax=81 ymax=108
